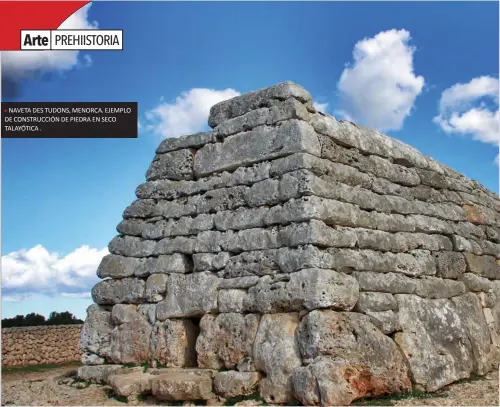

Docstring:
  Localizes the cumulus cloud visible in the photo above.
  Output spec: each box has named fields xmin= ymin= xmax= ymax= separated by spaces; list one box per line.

xmin=313 ymin=101 xmax=329 ymax=113
xmin=1 ymin=4 xmax=97 ymax=98
xmin=2 ymin=245 xmax=107 ymax=300
xmin=143 ymin=88 xmax=240 ymax=138
xmin=433 ymin=76 xmax=499 ymax=151
xmin=337 ymin=29 xmax=425 ymax=131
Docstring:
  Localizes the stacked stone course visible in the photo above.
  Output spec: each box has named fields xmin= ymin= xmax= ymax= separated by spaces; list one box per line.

xmin=2 ymin=325 xmax=82 ymax=367
xmin=79 ymin=82 xmax=500 ymax=406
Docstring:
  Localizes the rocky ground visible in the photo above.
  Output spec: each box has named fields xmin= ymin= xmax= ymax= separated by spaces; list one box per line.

xmin=1 ymin=364 xmax=498 ymax=406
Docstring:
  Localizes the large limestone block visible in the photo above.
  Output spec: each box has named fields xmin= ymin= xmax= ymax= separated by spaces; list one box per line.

xmin=451 ymin=293 xmax=495 ymax=375
xmin=247 ymin=269 xmax=359 ymax=313
xmin=156 ymin=272 xmax=218 ymax=319
xmin=97 ymin=254 xmax=140 ymax=279
xmin=208 ymin=81 xmax=312 ymax=128
xmin=213 ymin=98 xmax=311 ymax=139
xmin=91 ymin=278 xmax=146 ymax=305
xmin=80 ymin=304 xmax=112 ymax=357
xmin=194 ymin=120 xmax=321 ymax=177
xmin=149 ymin=319 xmax=198 ymax=367
xmin=310 ymin=113 xmax=438 ymax=172
xmin=107 ymin=306 xmax=152 ymax=365
xmin=394 ymin=293 xmax=492 ymax=392
xmin=464 ymin=253 xmax=500 ymax=280
xmin=109 ymin=235 xmax=156 ymax=258
xmin=156 ymin=131 xmax=214 ymax=154
xmin=150 ymin=369 xmax=215 ymax=401
xmin=294 ymin=311 xmax=410 ymax=401
xmin=145 ymin=273 xmax=169 ymax=302
xmin=146 ymin=149 xmax=195 ymax=181
xmin=196 ymin=313 xmax=260 ymax=369
xmin=108 ymin=371 xmax=152 ymax=397
xmin=354 ymin=292 xmax=398 ymax=312
xmin=435 ymin=251 xmax=467 ymax=279
xmin=214 ymin=371 xmax=261 ymax=398
xmin=76 ymin=365 xmax=137 ymax=384
xmin=253 ymin=313 xmax=302 ymax=404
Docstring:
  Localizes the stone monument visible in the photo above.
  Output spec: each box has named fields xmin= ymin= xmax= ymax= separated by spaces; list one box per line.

xmin=78 ymin=81 xmax=500 ymax=406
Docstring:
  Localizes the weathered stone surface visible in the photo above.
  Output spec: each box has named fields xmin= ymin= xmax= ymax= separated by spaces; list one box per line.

xmin=247 ymin=269 xmax=359 ymax=313
xmin=123 ymin=199 xmax=161 ymax=219
xmin=147 ymin=149 xmax=195 ymax=181
xmin=150 ymin=370 xmax=215 ymax=401
xmin=97 ymin=255 xmax=140 ymax=279
xmin=109 ymin=235 xmax=155 ymax=258
xmin=80 ymin=304 xmax=112 ymax=356
xmin=137 ymin=303 xmax=157 ymax=325
xmin=435 ymin=251 xmax=466 ymax=279
xmin=81 ymin=81 xmax=500 ymax=405
xmin=213 ymin=98 xmax=310 ymax=139
xmin=293 ymin=311 xmax=410 ymax=405
xmin=462 ymin=273 xmax=493 ymax=292
xmin=395 ymin=293 xmax=492 ymax=392
xmin=221 ymin=249 xmax=279 ymax=278
xmin=452 ymin=235 xmax=483 ymax=254
xmin=157 ymin=132 xmax=214 ymax=154
xmin=464 ymin=253 xmax=500 ymax=279
xmin=149 ymin=319 xmax=198 ymax=367
xmin=194 ymin=120 xmax=321 ymax=177
xmin=108 ymin=372 xmax=152 ymax=397
xmin=354 ymin=292 xmax=398 ymax=313
xmin=218 ymin=289 xmax=249 ymax=313
xmin=365 ymin=310 xmax=401 ymax=334
xmin=214 ymin=371 xmax=261 ymax=398
xmin=218 ymin=276 xmax=260 ymax=289
xmin=196 ymin=313 xmax=260 ymax=370
xmin=253 ymin=313 xmax=302 ymax=404
xmin=352 ymin=271 xmax=418 ymax=294
xmin=237 ymin=357 xmax=257 ymax=372
xmin=310 ymin=113 xmax=435 ymax=172
xmin=81 ymin=352 xmax=105 ymax=365
xmin=451 ymin=294 xmax=494 ymax=375
xmin=77 ymin=364 xmax=131 ymax=383
xmin=208 ymin=81 xmax=312 ymax=128
xmin=145 ymin=273 xmax=169 ymax=302
xmin=415 ymin=276 xmax=466 ymax=299
xmin=92 ymin=278 xmax=146 ymax=305
xmin=107 ymin=308 xmax=152 ymax=365
xmin=193 ymin=252 xmax=230 ymax=271
xmin=156 ymin=272 xmax=218 ymax=319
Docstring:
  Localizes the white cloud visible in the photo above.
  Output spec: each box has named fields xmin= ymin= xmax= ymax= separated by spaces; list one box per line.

xmin=2 ymin=245 xmax=108 ymax=300
xmin=144 ymin=88 xmax=240 ymax=138
xmin=313 ymin=101 xmax=329 ymax=113
xmin=433 ymin=76 xmax=499 ymax=149
xmin=2 ymin=4 xmax=97 ymax=79
xmin=337 ymin=29 xmax=425 ymax=131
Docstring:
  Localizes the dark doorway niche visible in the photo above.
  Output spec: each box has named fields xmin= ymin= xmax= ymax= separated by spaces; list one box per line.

xmin=186 ymin=317 xmax=202 ymax=367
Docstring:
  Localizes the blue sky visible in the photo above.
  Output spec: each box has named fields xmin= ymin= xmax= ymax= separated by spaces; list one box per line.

xmin=1 ymin=1 xmax=499 ymax=320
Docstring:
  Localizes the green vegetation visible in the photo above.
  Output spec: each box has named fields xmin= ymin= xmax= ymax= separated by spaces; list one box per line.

xmin=2 ymin=311 xmax=83 ymax=327
xmin=2 ymin=360 xmax=81 ymax=375
xmin=352 ymin=388 xmax=448 ymax=406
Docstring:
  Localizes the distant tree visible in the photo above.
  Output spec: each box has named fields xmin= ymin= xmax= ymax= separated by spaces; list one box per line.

xmin=2 ymin=311 xmax=83 ymax=327
xmin=46 ymin=311 xmax=83 ymax=325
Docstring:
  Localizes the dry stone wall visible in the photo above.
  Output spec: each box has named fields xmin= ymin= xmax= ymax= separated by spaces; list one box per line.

xmin=78 ymin=81 xmax=500 ymax=406
xmin=2 ymin=325 xmax=83 ymax=367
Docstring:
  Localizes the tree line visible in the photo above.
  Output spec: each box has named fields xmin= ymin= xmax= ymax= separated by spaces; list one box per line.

xmin=2 ymin=311 xmax=84 ymax=328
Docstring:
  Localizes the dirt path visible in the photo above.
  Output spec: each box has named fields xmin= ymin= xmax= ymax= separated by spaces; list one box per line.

xmin=1 ymin=364 xmax=498 ymax=406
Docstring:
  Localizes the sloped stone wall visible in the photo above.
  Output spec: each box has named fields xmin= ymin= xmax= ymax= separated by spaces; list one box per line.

xmin=79 ymin=82 xmax=500 ymax=405
xmin=2 ymin=325 xmax=83 ymax=367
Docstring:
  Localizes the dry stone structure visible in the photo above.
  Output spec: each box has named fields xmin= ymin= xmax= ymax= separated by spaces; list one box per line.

xmin=2 ymin=325 xmax=82 ymax=367
xmin=78 ymin=81 xmax=500 ymax=406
